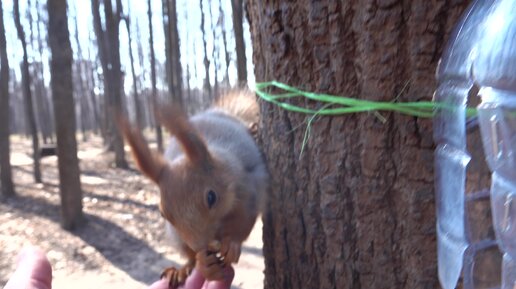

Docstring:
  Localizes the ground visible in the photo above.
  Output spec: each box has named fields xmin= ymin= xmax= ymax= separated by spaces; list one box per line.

xmin=0 ymin=135 xmax=264 ymax=289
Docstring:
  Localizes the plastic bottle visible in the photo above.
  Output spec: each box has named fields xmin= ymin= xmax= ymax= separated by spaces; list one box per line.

xmin=474 ymin=1 xmax=516 ymax=288
xmin=433 ymin=2 xmax=495 ymax=288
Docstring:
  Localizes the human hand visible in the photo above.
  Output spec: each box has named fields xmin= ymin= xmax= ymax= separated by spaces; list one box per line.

xmin=4 ymin=247 xmax=52 ymax=289
xmin=149 ymin=267 xmax=234 ymax=289
xmin=4 ymin=247 xmax=234 ymax=289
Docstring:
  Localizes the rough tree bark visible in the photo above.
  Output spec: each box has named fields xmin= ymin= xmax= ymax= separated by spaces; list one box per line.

xmin=0 ymin=0 xmax=15 ymax=197
xmin=162 ymin=0 xmax=183 ymax=106
xmin=14 ymin=0 xmax=41 ymax=183
xmin=92 ymin=0 xmax=128 ymax=168
xmin=47 ymin=0 xmax=84 ymax=230
xmin=247 ymin=1 xmax=471 ymax=288
xmin=148 ymin=0 xmax=163 ymax=152
xmin=231 ymin=0 xmax=246 ymax=86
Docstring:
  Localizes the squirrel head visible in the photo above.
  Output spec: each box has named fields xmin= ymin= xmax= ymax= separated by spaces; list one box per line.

xmin=118 ymin=107 xmax=238 ymax=252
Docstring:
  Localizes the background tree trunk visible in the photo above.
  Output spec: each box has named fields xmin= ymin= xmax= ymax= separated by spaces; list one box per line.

xmin=199 ymin=0 xmax=212 ymax=99
xmin=247 ymin=1 xmax=471 ymax=288
xmin=36 ymin=2 xmax=54 ymax=143
xmin=0 ymin=0 xmax=15 ymax=197
xmin=47 ymin=0 xmax=84 ymax=230
xmin=162 ymin=0 xmax=183 ymax=106
xmin=123 ymin=11 xmax=143 ymax=129
xmin=231 ymin=0 xmax=246 ymax=86
xmin=14 ymin=0 xmax=41 ymax=183
xmin=91 ymin=0 xmax=128 ymax=168
xmin=148 ymin=0 xmax=163 ymax=152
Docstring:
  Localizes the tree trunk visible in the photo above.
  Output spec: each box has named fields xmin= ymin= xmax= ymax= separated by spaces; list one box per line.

xmin=87 ymin=33 xmax=101 ymax=136
xmin=162 ymin=0 xmax=183 ymax=106
xmin=210 ymin=0 xmax=219 ymax=98
xmin=14 ymin=0 xmax=41 ymax=183
xmin=73 ymin=14 xmax=89 ymax=142
xmin=0 ymin=0 xmax=15 ymax=197
xmin=199 ymin=0 xmax=212 ymax=99
xmin=218 ymin=0 xmax=230 ymax=87
xmin=231 ymin=0 xmax=246 ymax=86
xmin=92 ymin=0 xmax=128 ymax=168
xmin=36 ymin=2 xmax=54 ymax=143
xmin=148 ymin=0 xmax=163 ymax=152
xmin=47 ymin=0 xmax=84 ymax=230
xmin=247 ymin=1 xmax=470 ymax=288
xmin=123 ymin=13 xmax=143 ymax=129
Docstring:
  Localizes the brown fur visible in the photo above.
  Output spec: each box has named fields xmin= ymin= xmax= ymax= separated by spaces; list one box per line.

xmin=119 ymin=91 xmax=268 ymax=286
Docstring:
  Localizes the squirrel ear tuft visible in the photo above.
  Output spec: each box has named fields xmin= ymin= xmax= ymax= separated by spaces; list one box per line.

xmin=157 ymin=105 xmax=211 ymax=167
xmin=117 ymin=115 xmax=167 ymax=183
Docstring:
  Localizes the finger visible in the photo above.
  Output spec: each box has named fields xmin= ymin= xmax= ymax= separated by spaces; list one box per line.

xmin=205 ymin=266 xmax=235 ymax=289
xmin=203 ymin=263 xmax=225 ymax=281
xmin=180 ymin=269 xmax=205 ymax=289
xmin=4 ymin=247 xmax=52 ymax=289
xmin=147 ymin=279 xmax=169 ymax=289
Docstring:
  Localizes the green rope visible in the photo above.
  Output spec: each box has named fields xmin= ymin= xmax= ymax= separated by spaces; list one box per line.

xmin=255 ymin=81 xmax=478 ymax=158
xmin=255 ymin=81 xmax=478 ymax=118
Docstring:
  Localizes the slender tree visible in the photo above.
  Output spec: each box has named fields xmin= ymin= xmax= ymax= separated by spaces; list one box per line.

xmin=218 ymin=0 xmax=230 ymax=86
xmin=199 ymin=0 xmax=212 ymax=99
xmin=87 ymin=29 xmax=101 ymax=136
xmin=123 ymin=9 xmax=143 ymax=128
xmin=73 ymin=8 xmax=90 ymax=141
xmin=209 ymin=0 xmax=219 ymax=97
xmin=14 ymin=0 xmax=41 ymax=183
xmin=0 ymin=0 xmax=15 ymax=197
xmin=36 ymin=1 xmax=54 ymax=143
xmin=92 ymin=0 xmax=128 ymax=168
xmin=231 ymin=0 xmax=246 ymax=86
xmin=148 ymin=0 xmax=163 ymax=151
xmin=47 ymin=0 xmax=84 ymax=229
xmin=162 ymin=0 xmax=183 ymax=106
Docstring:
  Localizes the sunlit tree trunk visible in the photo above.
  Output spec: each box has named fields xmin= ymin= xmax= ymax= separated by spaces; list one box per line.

xmin=14 ymin=0 xmax=41 ymax=183
xmin=47 ymin=0 xmax=84 ymax=230
xmin=0 ymin=0 xmax=15 ymax=197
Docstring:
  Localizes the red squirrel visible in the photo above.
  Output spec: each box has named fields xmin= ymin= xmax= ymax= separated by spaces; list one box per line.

xmin=119 ymin=91 xmax=268 ymax=288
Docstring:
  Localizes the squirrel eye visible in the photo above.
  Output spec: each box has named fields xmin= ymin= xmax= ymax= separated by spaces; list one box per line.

xmin=207 ymin=190 xmax=217 ymax=209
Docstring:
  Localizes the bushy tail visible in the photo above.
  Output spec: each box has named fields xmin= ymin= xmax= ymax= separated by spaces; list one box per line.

xmin=214 ymin=90 xmax=259 ymax=127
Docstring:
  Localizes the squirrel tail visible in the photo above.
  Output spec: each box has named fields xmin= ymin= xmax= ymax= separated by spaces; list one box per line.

xmin=213 ymin=89 xmax=259 ymax=127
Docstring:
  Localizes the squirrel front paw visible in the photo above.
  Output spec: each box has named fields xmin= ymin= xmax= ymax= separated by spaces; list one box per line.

xmin=195 ymin=248 xmax=225 ymax=281
xmin=220 ymin=238 xmax=241 ymax=265
xmin=160 ymin=264 xmax=193 ymax=289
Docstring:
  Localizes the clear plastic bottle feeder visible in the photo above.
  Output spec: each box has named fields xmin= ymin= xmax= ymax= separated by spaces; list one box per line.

xmin=434 ymin=0 xmax=516 ymax=288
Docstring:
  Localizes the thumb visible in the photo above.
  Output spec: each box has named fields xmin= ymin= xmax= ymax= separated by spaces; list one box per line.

xmin=4 ymin=247 xmax=52 ymax=289
xmin=205 ymin=266 xmax=234 ymax=289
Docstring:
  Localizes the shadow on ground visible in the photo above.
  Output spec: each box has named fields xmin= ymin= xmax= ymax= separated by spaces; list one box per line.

xmin=3 ymin=193 xmax=177 ymax=284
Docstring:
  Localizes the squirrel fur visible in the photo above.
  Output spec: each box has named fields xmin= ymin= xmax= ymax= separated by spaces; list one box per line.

xmin=119 ymin=90 xmax=268 ymax=287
